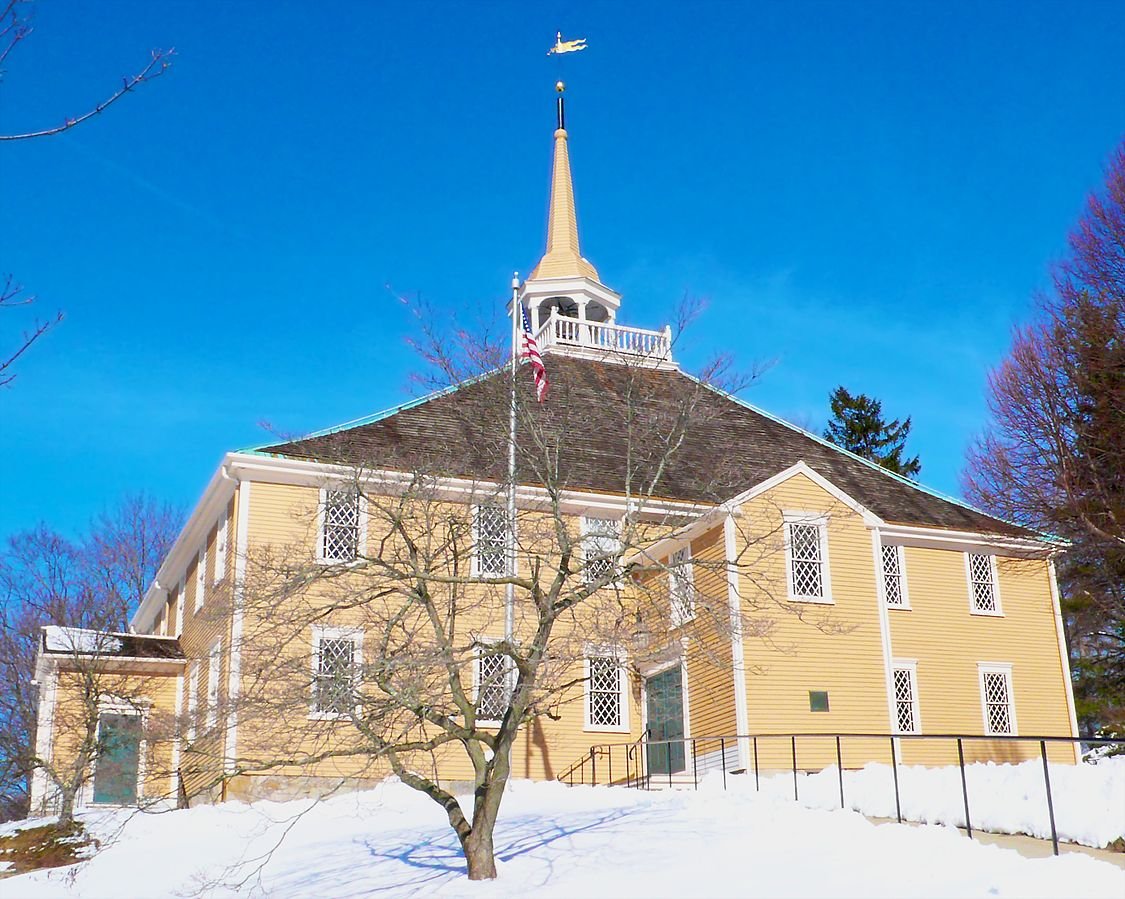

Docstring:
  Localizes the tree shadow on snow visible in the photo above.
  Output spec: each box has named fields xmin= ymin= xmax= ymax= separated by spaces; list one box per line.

xmin=267 ymin=805 xmax=647 ymax=897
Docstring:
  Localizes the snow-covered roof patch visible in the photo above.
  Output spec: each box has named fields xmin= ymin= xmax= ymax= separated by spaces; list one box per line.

xmin=40 ymin=626 xmax=184 ymax=661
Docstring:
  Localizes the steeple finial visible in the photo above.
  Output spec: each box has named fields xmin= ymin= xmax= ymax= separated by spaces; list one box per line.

xmin=528 ymin=82 xmax=600 ymax=282
xmin=556 ymin=80 xmax=566 ymax=130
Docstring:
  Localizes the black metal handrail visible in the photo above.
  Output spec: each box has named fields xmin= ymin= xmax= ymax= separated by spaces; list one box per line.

xmin=557 ymin=731 xmax=1124 ymax=856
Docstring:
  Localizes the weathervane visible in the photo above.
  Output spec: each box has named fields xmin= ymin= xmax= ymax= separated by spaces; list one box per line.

xmin=547 ymin=31 xmax=587 ymax=55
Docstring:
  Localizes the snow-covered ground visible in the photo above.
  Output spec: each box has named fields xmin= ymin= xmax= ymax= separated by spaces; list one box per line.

xmin=750 ymin=755 xmax=1125 ymax=848
xmin=5 ymin=767 xmax=1123 ymax=899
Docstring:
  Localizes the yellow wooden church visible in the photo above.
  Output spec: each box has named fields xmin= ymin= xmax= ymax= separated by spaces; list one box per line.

xmin=30 ymin=85 xmax=1079 ymax=814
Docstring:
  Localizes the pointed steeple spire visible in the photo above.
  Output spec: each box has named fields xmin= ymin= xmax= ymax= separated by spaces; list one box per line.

xmin=529 ymin=82 xmax=600 ymax=281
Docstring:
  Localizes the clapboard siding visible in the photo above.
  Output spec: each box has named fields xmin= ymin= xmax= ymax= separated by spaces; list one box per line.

xmin=889 ymin=546 xmax=1076 ymax=765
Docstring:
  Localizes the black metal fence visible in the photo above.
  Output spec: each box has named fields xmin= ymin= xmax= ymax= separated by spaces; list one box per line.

xmin=557 ymin=732 xmax=1124 ymax=856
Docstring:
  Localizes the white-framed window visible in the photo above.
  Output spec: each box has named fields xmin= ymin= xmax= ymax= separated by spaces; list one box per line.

xmin=582 ymin=516 xmax=621 ymax=586
xmin=194 ymin=548 xmax=207 ymax=613
xmin=979 ymin=663 xmax=1016 ymax=735
xmin=319 ymin=488 xmax=365 ymax=563
xmin=472 ymin=504 xmax=511 ymax=578
xmin=474 ymin=643 xmax=511 ymax=725
xmin=966 ymin=553 xmax=1002 ymax=615
xmin=892 ymin=661 xmax=920 ymax=734
xmin=585 ymin=649 xmax=629 ymax=732
xmin=213 ymin=517 xmax=228 ymax=585
xmin=186 ymin=661 xmax=199 ymax=741
xmin=205 ymin=640 xmax=221 ymax=728
xmin=311 ymin=626 xmax=364 ymax=718
xmin=784 ymin=513 xmax=832 ymax=603
xmin=669 ymin=546 xmax=695 ymax=627
xmin=881 ymin=543 xmax=909 ymax=609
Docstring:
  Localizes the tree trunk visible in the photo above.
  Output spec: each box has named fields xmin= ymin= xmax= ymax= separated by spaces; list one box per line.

xmin=57 ymin=787 xmax=76 ymax=826
xmin=462 ymin=827 xmax=498 ymax=880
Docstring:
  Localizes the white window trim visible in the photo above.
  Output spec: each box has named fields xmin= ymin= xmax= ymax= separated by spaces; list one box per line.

xmin=85 ymin=699 xmax=148 ymax=808
xmin=583 ymin=645 xmax=630 ymax=734
xmin=891 ymin=659 xmax=921 ymax=734
xmin=783 ymin=511 xmax=833 ymax=604
xmin=978 ymin=662 xmax=1017 ymax=735
xmin=471 ymin=503 xmax=514 ymax=579
xmin=205 ymin=639 xmax=222 ymax=728
xmin=472 ymin=638 xmax=512 ymax=726
xmin=881 ymin=543 xmax=911 ymax=610
xmin=965 ymin=552 xmax=1004 ymax=617
xmin=194 ymin=548 xmax=207 ymax=614
xmin=315 ymin=488 xmax=369 ymax=565
xmin=668 ymin=546 xmax=696 ymax=627
xmin=581 ymin=515 xmax=623 ymax=588
xmin=186 ymin=660 xmax=199 ymax=742
xmin=213 ymin=516 xmax=228 ymax=585
xmin=309 ymin=625 xmax=365 ymax=720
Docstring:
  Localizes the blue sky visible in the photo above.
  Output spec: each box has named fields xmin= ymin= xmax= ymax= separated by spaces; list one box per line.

xmin=2 ymin=1 xmax=1123 ymax=538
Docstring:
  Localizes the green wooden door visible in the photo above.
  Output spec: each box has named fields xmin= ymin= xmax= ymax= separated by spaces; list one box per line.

xmin=645 ymin=666 xmax=686 ymax=775
xmin=92 ymin=713 xmax=142 ymax=805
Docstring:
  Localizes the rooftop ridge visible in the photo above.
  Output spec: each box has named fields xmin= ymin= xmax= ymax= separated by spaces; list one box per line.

xmin=679 ymin=369 xmax=1030 ymax=533
xmin=239 ymin=367 xmax=502 ymax=455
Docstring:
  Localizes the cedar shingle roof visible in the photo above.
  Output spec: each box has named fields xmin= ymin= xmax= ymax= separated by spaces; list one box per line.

xmin=258 ymin=356 xmax=1025 ymax=537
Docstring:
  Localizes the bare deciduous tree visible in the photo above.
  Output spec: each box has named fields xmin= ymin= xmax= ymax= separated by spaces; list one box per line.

xmin=0 ymin=0 xmax=173 ymax=142
xmin=0 ymin=0 xmax=172 ymax=386
xmin=964 ymin=140 xmax=1125 ymax=730
xmin=215 ymin=319 xmax=848 ymax=881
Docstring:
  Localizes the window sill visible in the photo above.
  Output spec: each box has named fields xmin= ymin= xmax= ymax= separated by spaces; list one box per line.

xmin=787 ymin=595 xmax=834 ymax=605
xmin=583 ymin=724 xmax=630 ymax=734
xmin=887 ymin=603 xmax=912 ymax=611
xmin=307 ymin=711 xmax=354 ymax=721
xmin=315 ymin=557 xmax=364 ymax=568
xmin=970 ymin=609 xmax=1004 ymax=618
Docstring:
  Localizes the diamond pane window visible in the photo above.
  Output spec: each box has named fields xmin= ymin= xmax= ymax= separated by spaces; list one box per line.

xmin=322 ymin=490 xmax=361 ymax=563
xmin=893 ymin=666 xmax=919 ymax=733
xmin=475 ymin=505 xmax=510 ymax=577
xmin=476 ymin=651 xmax=509 ymax=722
xmin=788 ymin=522 xmax=825 ymax=600
xmin=587 ymin=655 xmax=623 ymax=728
xmin=982 ymin=670 xmax=1013 ymax=734
xmin=669 ymin=547 xmax=695 ymax=627
xmin=584 ymin=518 xmax=621 ymax=586
xmin=882 ymin=544 xmax=906 ymax=607
xmin=315 ymin=635 xmax=359 ymax=715
xmin=968 ymin=554 xmax=998 ymax=613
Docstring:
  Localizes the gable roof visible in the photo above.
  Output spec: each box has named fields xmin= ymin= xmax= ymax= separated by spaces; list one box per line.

xmin=256 ymin=356 xmax=1026 ymax=537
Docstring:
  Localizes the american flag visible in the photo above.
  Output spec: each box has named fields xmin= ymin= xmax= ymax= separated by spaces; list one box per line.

xmin=519 ymin=303 xmax=548 ymax=403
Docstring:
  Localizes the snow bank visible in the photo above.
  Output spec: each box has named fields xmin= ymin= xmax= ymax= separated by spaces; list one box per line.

xmin=735 ymin=756 xmax=1125 ymax=849
xmin=5 ymin=777 xmax=1123 ymax=898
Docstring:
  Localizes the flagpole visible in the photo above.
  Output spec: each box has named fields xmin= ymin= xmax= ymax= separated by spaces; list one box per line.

xmin=506 ymin=272 xmax=519 ymax=642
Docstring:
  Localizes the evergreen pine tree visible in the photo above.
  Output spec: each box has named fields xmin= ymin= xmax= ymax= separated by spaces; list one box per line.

xmin=823 ymin=386 xmax=922 ymax=479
